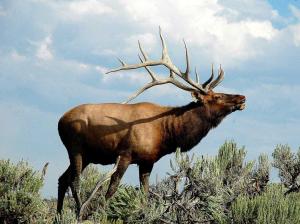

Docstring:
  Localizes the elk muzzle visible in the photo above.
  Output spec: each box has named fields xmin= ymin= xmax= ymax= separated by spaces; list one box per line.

xmin=235 ymin=95 xmax=246 ymax=111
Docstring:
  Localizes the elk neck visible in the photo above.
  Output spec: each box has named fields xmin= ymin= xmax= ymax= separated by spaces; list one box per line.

xmin=162 ymin=102 xmax=227 ymax=154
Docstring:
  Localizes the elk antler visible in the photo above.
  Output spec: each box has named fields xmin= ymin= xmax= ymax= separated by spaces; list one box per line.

xmin=106 ymin=27 xmax=224 ymax=103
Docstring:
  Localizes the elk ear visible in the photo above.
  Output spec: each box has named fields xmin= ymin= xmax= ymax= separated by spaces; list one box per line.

xmin=191 ymin=91 xmax=204 ymax=103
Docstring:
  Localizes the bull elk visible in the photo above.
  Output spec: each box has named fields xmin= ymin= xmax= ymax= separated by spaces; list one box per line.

xmin=57 ymin=29 xmax=246 ymax=217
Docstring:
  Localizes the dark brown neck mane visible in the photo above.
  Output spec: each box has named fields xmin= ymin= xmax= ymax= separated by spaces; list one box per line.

xmin=162 ymin=102 xmax=227 ymax=154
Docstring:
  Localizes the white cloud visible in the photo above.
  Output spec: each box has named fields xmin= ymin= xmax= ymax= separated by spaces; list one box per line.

xmin=25 ymin=0 xmax=295 ymax=67
xmin=125 ymin=33 xmax=157 ymax=54
xmin=219 ymin=0 xmax=280 ymax=22
xmin=36 ymin=36 xmax=53 ymax=61
xmin=123 ymin=0 xmax=168 ymax=29
xmin=52 ymin=0 xmax=114 ymax=21
xmin=68 ymin=0 xmax=113 ymax=16
xmin=118 ymin=0 xmax=279 ymax=65
xmin=242 ymin=20 xmax=277 ymax=40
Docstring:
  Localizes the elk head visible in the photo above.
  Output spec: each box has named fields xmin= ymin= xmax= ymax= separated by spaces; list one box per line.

xmin=191 ymin=86 xmax=246 ymax=115
xmin=107 ymin=27 xmax=246 ymax=114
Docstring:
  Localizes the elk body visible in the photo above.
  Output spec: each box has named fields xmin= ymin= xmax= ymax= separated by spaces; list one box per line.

xmin=57 ymin=29 xmax=246 ymax=217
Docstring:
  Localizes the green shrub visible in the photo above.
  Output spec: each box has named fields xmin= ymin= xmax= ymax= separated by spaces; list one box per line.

xmin=2 ymin=141 xmax=300 ymax=224
xmin=107 ymin=185 xmax=148 ymax=223
xmin=78 ymin=165 xmax=123 ymax=223
xmin=0 ymin=160 xmax=47 ymax=223
xmin=56 ymin=164 xmax=123 ymax=223
xmin=231 ymin=184 xmax=300 ymax=224
xmin=272 ymin=144 xmax=300 ymax=194
xmin=249 ymin=154 xmax=270 ymax=195
xmin=103 ymin=141 xmax=266 ymax=223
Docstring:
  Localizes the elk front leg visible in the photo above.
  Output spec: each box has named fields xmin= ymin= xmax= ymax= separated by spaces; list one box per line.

xmin=139 ymin=163 xmax=153 ymax=194
xmin=105 ymin=155 xmax=131 ymax=199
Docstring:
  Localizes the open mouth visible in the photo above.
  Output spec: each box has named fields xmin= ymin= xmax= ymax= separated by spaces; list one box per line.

xmin=238 ymin=103 xmax=246 ymax=110
xmin=237 ymin=99 xmax=246 ymax=110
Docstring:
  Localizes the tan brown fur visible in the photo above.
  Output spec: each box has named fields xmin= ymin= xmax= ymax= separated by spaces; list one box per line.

xmin=57 ymin=90 xmax=245 ymax=216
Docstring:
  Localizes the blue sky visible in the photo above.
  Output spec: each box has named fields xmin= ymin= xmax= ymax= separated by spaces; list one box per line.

xmin=0 ymin=0 xmax=300 ymax=197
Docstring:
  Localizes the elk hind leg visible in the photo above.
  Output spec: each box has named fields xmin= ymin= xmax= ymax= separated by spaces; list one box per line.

xmin=57 ymin=166 xmax=71 ymax=214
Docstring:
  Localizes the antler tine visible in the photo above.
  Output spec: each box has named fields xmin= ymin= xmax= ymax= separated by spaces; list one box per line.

xmin=209 ymin=64 xmax=224 ymax=89
xmin=159 ymin=26 xmax=169 ymax=61
xmin=123 ymin=76 xmax=195 ymax=104
xmin=106 ymin=57 xmax=162 ymax=74
xmin=117 ymin=57 xmax=126 ymax=66
xmin=183 ymin=39 xmax=190 ymax=78
xmin=123 ymin=56 xmax=195 ymax=103
xmin=138 ymin=40 xmax=149 ymax=61
xmin=158 ymin=33 xmax=206 ymax=92
xmin=106 ymin=28 xmax=169 ymax=74
xmin=158 ymin=28 xmax=184 ymax=79
xmin=107 ymin=28 xmax=213 ymax=102
xmin=203 ymin=63 xmax=215 ymax=89
xmin=195 ymin=67 xmax=199 ymax=84
xmin=123 ymin=56 xmax=162 ymax=103
xmin=138 ymin=54 xmax=156 ymax=81
xmin=122 ymin=80 xmax=168 ymax=104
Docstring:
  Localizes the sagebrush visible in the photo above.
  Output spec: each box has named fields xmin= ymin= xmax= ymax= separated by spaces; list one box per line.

xmin=1 ymin=141 xmax=300 ymax=224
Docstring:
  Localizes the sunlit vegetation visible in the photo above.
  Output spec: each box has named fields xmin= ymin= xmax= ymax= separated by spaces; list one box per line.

xmin=1 ymin=141 xmax=300 ymax=223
